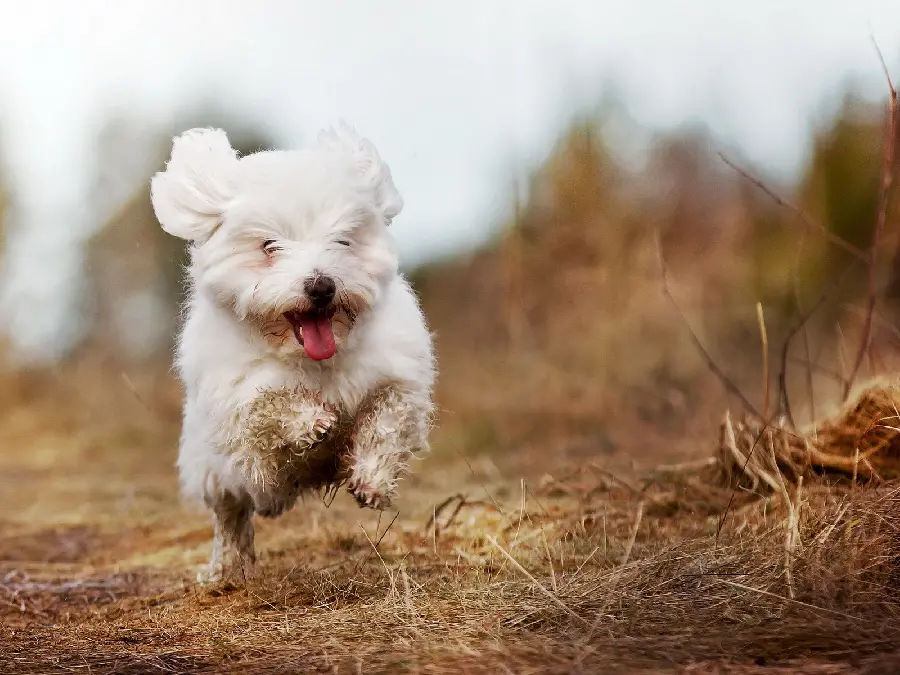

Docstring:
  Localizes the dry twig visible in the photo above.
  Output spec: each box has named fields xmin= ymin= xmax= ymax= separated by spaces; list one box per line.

xmin=657 ymin=234 xmax=759 ymax=418
xmin=486 ymin=535 xmax=587 ymax=626
xmin=844 ymin=39 xmax=899 ymax=401
xmin=718 ymin=152 xmax=868 ymax=262
xmin=757 ymin=302 xmax=770 ymax=421
xmin=620 ymin=501 xmax=644 ymax=567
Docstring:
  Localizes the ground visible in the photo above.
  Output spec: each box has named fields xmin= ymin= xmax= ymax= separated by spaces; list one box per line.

xmin=1 ymin=364 xmax=899 ymax=674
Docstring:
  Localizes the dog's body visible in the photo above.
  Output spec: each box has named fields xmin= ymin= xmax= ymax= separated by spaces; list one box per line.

xmin=150 ymin=125 xmax=434 ymax=581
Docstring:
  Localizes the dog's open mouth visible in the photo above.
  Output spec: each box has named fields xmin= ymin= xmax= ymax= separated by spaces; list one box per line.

xmin=284 ymin=308 xmax=337 ymax=361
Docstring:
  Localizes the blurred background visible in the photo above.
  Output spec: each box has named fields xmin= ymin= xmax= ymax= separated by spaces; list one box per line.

xmin=1 ymin=0 xmax=900 ymax=484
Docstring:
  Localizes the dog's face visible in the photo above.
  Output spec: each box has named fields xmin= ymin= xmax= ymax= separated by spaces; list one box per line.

xmin=150 ymin=125 xmax=402 ymax=361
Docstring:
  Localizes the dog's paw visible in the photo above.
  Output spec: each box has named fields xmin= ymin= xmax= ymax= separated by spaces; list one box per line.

xmin=197 ymin=556 xmax=256 ymax=585
xmin=283 ymin=402 xmax=339 ymax=449
xmin=347 ymin=477 xmax=392 ymax=510
xmin=311 ymin=404 xmax=338 ymax=440
xmin=197 ymin=564 xmax=224 ymax=585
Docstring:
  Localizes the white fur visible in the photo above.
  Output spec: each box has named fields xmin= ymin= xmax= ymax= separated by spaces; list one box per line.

xmin=151 ymin=125 xmax=435 ymax=581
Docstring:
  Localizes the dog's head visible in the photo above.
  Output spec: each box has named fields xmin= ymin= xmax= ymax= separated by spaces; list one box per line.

xmin=150 ymin=124 xmax=403 ymax=361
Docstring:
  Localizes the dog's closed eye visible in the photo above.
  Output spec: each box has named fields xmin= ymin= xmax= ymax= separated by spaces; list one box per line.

xmin=336 ymin=240 xmax=352 ymax=247
xmin=262 ymin=240 xmax=282 ymax=254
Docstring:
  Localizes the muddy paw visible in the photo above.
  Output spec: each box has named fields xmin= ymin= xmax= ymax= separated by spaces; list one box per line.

xmin=311 ymin=405 xmax=338 ymax=440
xmin=347 ymin=478 xmax=391 ymax=510
xmin=281 ymin=403 xmax=339 ymax=450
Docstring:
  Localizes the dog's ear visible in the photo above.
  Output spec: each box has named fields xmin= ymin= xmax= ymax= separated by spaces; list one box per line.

xmin=317 ymin=122 xmax=403 ymax=224
xmin=150 ymin=128 xmax=238 ymax=242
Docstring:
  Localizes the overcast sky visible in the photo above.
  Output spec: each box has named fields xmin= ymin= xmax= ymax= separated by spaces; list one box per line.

xmin=0 ymin=0 xmax=898 ymax=361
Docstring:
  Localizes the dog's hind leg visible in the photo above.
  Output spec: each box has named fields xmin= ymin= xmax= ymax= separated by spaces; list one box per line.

xmin=346 ymin=385 xmax=432 ymax=510
xmin=200 ymin=489 xmax=256 ymax=583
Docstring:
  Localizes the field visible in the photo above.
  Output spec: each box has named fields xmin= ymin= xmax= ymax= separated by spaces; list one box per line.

xmin=3 ymin=98 xmax=900 ymax=673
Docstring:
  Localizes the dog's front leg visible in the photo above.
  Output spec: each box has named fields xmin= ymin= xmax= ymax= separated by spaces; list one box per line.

xmin=201 ymin=489 xmax=256 ymax=583
xmin=346 ymin=385 xmax=431 ymax=510
xmin=231 ymin=387 xmax=339 ymax=515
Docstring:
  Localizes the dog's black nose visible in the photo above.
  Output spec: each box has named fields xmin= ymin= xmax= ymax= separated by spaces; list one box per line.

xmin=305 ymin=276 xmax=337 ymax=307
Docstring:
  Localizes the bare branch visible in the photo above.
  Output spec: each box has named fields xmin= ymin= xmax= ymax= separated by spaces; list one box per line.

xmin=719 ymin=152 xmax=869 ymax=264
xmin=715 ymin=417 xmax=768 ymax=544
xmin=756 ymin=303 xmax=770 ymax=421
xmin=844 ymin=41 xmax=898 ymax=400
xmin=871 ymin=35 xmax=897 ymax=98
xmin=778 ymin=260 xmax=860 ymax=427
xmin=656 ymin=234 xmax=760 ymax=419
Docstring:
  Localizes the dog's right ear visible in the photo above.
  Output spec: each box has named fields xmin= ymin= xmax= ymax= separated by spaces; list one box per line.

xmin=150 ymin=128 xmax=238 ymax=243
xmin=317 ymin=122 xmax=404 ymax=225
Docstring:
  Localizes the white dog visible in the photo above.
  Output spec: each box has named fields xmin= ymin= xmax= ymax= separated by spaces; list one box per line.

xmin=150 ymin=124 xmax=435 ymax=581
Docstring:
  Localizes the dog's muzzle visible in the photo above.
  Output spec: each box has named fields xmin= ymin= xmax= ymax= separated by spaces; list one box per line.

xmin=284 ymin=275 xmax=338 ymax=361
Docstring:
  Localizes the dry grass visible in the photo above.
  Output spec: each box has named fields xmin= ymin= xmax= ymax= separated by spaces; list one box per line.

xmin=719 ymin=378 xmax=900 ymax=490
xmin=2 ymin=354 xmax=900 ymax=673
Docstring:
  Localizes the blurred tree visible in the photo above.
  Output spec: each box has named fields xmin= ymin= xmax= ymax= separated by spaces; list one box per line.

xmin=800 ymin=92 xmax=882 ymax=255
xmin=797 ymin=89 xmax=900 ymax=306
xmin=648 ymin=125 xmax=730 ymax=250
xmin=515 ymin=117 xmax=637 ymax=331
xmin=525 ymin=118 xmax=624 ymax=262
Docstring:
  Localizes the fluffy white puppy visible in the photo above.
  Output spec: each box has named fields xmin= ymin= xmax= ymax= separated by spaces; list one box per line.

xmin=150 ymin=124 xmax=435 ymax=581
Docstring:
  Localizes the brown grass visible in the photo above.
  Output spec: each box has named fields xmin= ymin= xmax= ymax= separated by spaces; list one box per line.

xmin=2 ymin=354 xmax=900 ymax=674
xmin=719 ymin=378 xmax=900 ymax=491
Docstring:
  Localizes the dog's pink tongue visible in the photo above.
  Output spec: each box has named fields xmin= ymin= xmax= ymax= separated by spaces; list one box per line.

xmin=299 ymin=314 xmax=336 ymax=360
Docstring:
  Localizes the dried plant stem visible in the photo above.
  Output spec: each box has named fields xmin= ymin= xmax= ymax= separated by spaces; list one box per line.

xmin=400 ymin=565 xmax=417 ymax=621
xmin=504 ymin=177 xmax=528 ymax=348
xmin=836 ymin=323 xmax=849 ymax=396
xmin=784 ymin=475 xmax=803 ymax=600
xmin=716 ymin=415 xmax=770 ymax=542
xmin=718 ymin=153 xmax=868 ymax=263
xmin=757 ymin=302 xmax=770 ymax=421
xmin=844 ymin=39 xmax=898 ymax=400
xmin=358 ymin=521 xmax=396 ymax=595
xmin=711 ymin=578 xmax=862 ymax=622
xmin=486 ymin=535 xmax=587 ymax=626
xmin=795 ymin=232 xmax=816 ymax=425
xmin=620 ymin=501 xmax=644 ymax=567
xmin=778 ymin=261 xmax=860 ymax=427
xmin=657 ymin=234 xmax=759 ymax=418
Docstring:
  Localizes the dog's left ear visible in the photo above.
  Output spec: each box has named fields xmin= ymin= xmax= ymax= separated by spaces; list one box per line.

xmin=150 ymin=128 xmax=239 ymax=243
xmin=317 ymin=123 xmax=403 ymax=225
